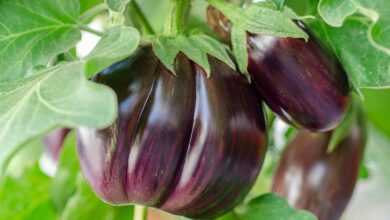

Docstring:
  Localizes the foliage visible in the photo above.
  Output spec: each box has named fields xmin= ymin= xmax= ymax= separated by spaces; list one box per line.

xmin=0 ymin=0 xmax=389 ymax=219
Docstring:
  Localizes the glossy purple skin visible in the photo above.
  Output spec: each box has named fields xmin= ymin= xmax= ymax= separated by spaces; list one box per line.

xmin=77 ymin=48 xmax=267 ymax=218
xmin=43 ymin=128 xmax=71 ymax=162
xmin=206 ymin=7 xmax=350 ymax=131
xmin=247 ymin=31 xmax=350 ymax=132
xmin=272 ymin=125 xmax=365 ymax=220
xmin=161 ymin=55 xmax=267 ymax=217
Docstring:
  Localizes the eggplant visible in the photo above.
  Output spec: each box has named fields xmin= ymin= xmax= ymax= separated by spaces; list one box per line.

xmin=272 ymin=121 xmax=366 ymax=220
xmin=43 ymin=128 xmax=71 ymax=162
xmin=207 ymin=6 xmax=350 ymax=132
xmin=77 ymin=47 xmax=267 ymax=218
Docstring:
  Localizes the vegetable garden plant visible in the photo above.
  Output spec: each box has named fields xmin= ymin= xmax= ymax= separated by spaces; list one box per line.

xmin=0 ymin=0 xmax=389 ymax=220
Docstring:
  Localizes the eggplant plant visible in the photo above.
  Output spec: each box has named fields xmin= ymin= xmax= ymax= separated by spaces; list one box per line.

xmin=0 ymin=0 xmax=389 ymax=220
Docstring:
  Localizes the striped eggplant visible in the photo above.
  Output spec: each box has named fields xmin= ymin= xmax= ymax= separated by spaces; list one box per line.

xmin=77 ymin=47 xmax=267 ymax=218
xmin=207 ymin=7 xmax=350 ymax=132
xmin=272 ymin=116 xmax=366 ymax=220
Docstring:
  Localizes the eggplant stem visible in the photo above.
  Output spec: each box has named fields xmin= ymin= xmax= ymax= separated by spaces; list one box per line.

xmin=79 ymin=25 xmax=104 ymax=37
xmin=165 ymin=0 xmax=191 ymax=35
xmin=129 ymin=1 xmax=155 ymax=35
xmin=134 ymin=205 xmax=148 ymax=220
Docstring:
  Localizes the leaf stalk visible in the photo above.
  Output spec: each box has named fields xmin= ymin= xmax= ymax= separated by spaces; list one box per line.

xmin=80 ymin=3 xmax=108 ymax=24
xmin=128 ymin=0 xmax=156 ymax=35
xmin=165 ymin=0 xmax=192 ymax=35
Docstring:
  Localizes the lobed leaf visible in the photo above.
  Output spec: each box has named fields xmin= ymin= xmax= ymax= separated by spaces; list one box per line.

xmin=152 ymin=34 xmax=235 ymax=76
xmin=318 ymin=0 xmax=357 ymax=27
xmin=0 ymin=0 xmax=81 ymax=81
xmin=152 ymin=36 xmax=180 ymax=74
xmin=208 ymin=0 xmax=308 ymax=39
xmin=352 ymin=0 xmax=390 ymax=55
xmin=175 ymin=35 xmax=211 ymax=75
xmin=231 ymin=26 xmax=249 ymax=77
xmin=84 ymin=26 xmax=140 ymax=77
xmin=309 ymin=17 xmax=390 ymax=88
xmin=0 ymin=62 xmax=117 ymax=173
xmin=188 ymin=34 xmax=236 ymax=70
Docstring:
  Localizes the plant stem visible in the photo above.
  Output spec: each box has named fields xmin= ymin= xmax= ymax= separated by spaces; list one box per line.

xmin=80 ymin=25 xmax=104 ymax=37
xmin=134 ymin=205 xmax=148 ymax=220
xmin=80 ymin=3 xmax=108 ymax=24
xmin=129 ymin=0 xmax=155 ymax=35
xmin=165 ymin=0 xmax=192 ymax=35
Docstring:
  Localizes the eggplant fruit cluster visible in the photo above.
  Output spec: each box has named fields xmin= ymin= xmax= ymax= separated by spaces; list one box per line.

xmin=77 ymin=47 xmax=267 ymax=218
xmin=272 ymin=122 xmax=366 ymax=220
xmin=207 ymin=7 xmax=350 ymax=132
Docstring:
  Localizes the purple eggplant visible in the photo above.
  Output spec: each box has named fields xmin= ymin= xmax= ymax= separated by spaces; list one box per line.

xmin=207 ymin=7 xmax=350 ymax=132
xmin=77 ymin=47 xmax=267 ymax=218
xmin=43 ymin=128 xmax=71 ymax=162
xmin=272 ymin=120 xmax=365 ymax=220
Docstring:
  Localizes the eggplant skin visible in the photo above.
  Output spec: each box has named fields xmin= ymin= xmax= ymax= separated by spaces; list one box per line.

xmin=161 ymin=55 xmax=267 ymax=218
xmin=247 ymin=28 xmax=350 ymax=132
xmin=43 ymin=128 xmax=71 ymax=162
xmin=206 ymin=6 xmax=350 ymax=132
xmin=77 ymin=47 xmax=267 ymax=218
xmin=272 ymin=124 xmax=365 ymax=220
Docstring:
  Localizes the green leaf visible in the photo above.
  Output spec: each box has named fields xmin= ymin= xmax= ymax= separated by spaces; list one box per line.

xmin=365 ymin=125 xmax=390 ymax=184
xmin=0 ymin=62 xmax=117 ymax=174
xmin=133 ymin=0 xmax=171 ymax=34
xmin=188 ymin=34 xmax=236 ymax=71
xmin=363 ymin=89 xmax=390 ymax=137
xmin=51 ymin=132 xmax=80 ymax=211
xmin=359 ymin=160 xmax=370 ymax=179
xmin=152 ymin=36 xmax=180 ymax=73
xmin=62 ymin=175 xmax=133 ymax=220
xmin=5 ymin=138 xmax=44 ymax=177
xmin=318 ymin=0 xmax=357 ymax=27
xmin=353 ymin=0 xmax=390 ymax=55
xmin=80 ymin=0 xmax=104 ymax=14
xmin=106 ymin=0 xmax=130 ymax=12
xmin=231 ymin=26 xmax=249 ymax=77
xmin=237 ymin=193 xmax=317 ymax=220
xmin=176 ymin=35 xmax=211 ymax=75
xmin=0 ymin=165 xmax=57 ymax=220
xmin=208 ymin=0 xmax=308 ymax=39
xmin=285 ymin=0 xmax=319 ymax=16
xmin=309 ymin=17 xmax=390 ymax=88
xmin=84 ymin=26 xmax=140 ymax=77
xmin=273 ymin=0 xmax=286 ymax=10
xmin=152 ymin=34 xmax=235 ymax=77
xmin=0 ymin=0 xmax=81 ymax=81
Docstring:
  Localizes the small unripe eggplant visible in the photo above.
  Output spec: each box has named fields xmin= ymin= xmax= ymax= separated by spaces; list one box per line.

xmin=77 ymin=47 xmax=267 ymax=218
xmin=207 ymin=6 xmax=350 ymax=132
xmin=272 ymin=122 xmax=365 ymax=220
xmin=43 ymin=128 xmax=71 ymax=162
